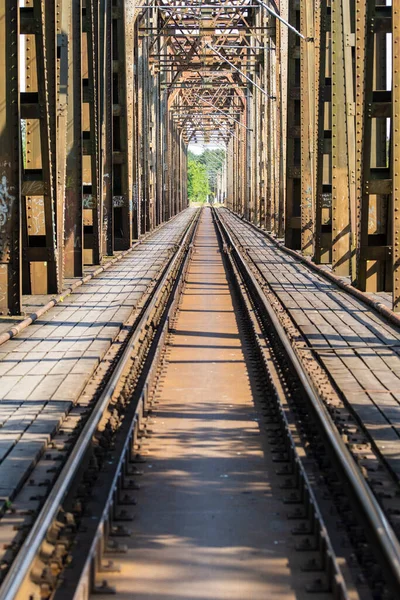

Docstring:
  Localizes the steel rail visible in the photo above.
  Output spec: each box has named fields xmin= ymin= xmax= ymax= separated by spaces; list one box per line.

xmin=232 ymin=209 xmax=400 ymax=333
xmin=0 ymin=209 xmax=200 ymax=600
xmin=60 ymin=209 xmax=202 ymax=599
xmin=214 ymin=209 xmax=400 ymax=596
xmin=212 ymin=208 xmax=349 ymax=597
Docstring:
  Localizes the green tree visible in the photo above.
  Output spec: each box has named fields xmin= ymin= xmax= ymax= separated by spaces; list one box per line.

xmin=188 ymin=149 xmax=226 ymax=199
xmin=187 ymin=157 xmax=210 ymax=203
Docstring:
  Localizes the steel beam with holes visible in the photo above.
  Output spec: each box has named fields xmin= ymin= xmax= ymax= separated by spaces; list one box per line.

xmin=21 ymin=1 xmax=59 ymax=296
xmin=83 ymin=0 xmax=101 ymax=266
xmin=314 ymin=0 xmax=332 ymax=265
xmin=100 ymin=0 xmax=113 ymax=257
xmin=285 ymin=0 xmax=301 ymax=249
xmin=299 ymin=0 xmax=315 ymax=256
xmin=330 ymin=0 xmax=356 ymax=278
xmin=0 ymin=0 xmax=21 ymax=315
xmin=112 ymin=0 xmax=133 ymax=250
xmin=393 ymin=3 xmax=400 ymax=311
xmin=356 ymin=0 xmax=392 ymax=293
xmin=65 ymin=0 xmax=84 ymax=277
xmin=277 ymin=0 xmax=288 ymax=239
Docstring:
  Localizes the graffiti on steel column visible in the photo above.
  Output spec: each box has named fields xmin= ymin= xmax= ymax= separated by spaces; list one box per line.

xmin=113 ymin=196 xmax=125 ymax=207
xmin=27 ymin=197 xmax=45 ymax=236
xmin=83 ymin=195 xmax=96 ymax=209
xmin=73 ymin=224 xmax=81 ymax=249
xmin=0 ymin=172 xmax=16 ymax=307
xmin=0 ymin=173 xmax=16 ymax=271
xmin=103 ymin=205 xmax=108 ymax=238
xmin=0 ymin=175 xmax=15 ymax=229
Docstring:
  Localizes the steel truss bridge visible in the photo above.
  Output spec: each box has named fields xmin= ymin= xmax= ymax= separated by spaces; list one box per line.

xmin=0 ymin=0 xmax=399 ymax=313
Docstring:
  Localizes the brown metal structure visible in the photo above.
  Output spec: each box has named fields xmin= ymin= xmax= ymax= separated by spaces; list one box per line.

xmin=0 ymin=0 xmax=400 ymax=312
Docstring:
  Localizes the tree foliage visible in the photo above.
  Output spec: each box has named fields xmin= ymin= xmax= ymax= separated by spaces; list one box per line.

xmin=187 ymin=157 xmax=210 ymax=203
xmin=187 ymin=149 xmax=226 ymax=203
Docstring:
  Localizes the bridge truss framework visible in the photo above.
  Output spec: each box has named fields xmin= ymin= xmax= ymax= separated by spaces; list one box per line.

xmin=0 ymin=0 xmax=399 ymax=313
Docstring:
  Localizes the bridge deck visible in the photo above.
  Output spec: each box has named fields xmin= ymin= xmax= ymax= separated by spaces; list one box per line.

xmin=219 ymin=209 xmax=400 ymax=481
xmin=0 ymin=209 xmax=196 ymax=510
xmin=95 ymin=207 xmax=323 ymax=600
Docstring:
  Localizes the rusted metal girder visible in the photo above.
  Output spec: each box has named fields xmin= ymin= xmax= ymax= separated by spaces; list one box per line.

xmin=101 ymin=0 xmax=113 ymax=257
xmin=277 ymin=0 xmax=288 ymax=239
xmin=21 ymin=1 xmax=60 ymax=296
xmin=285 ymin=0 xmax=301 ymax=249
xmin=65 ymin=0 xmax=84 ymax=276
xmin=356 ymin=0 xmax=392 ymax=293
xmin=314 ymin=0 xmax=332 ymax=266
xmin=1 ymin=0 xmax=399 ymax=312
xmin=330 ymin=0 xmax=355 ymax=277
xmin=112 ymin=0 xmax=133 ymax=249
xmin=0 ymin=0 xmax=21 ymax=315
xmin=83 ymin=0 xmax=101 ymax=265
xmin=299 ymin=0 xmax=315 ymax=256
xmin=393 ymin=2 xmax=400 ymax=311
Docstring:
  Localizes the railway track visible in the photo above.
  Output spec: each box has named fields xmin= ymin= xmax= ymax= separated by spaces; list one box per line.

xmin=0 ymin=209 xmax=200 ymax=599
xmin=1 ymin=206 xmax=400 ymax=599
xmin=217 ymin=209 xmax=400 ymax=540
xmin=213 ymin=208 xmax=400 ymax=598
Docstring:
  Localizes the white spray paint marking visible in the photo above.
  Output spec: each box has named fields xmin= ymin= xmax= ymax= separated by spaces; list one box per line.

xmin=0 ymin=175 xmax=15 ymax=228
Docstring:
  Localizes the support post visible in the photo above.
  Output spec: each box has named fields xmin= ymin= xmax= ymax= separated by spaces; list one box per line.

xmin=0 ymin=0 xmax=21 ymax=315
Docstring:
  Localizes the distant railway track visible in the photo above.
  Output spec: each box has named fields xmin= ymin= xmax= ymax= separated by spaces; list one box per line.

xmin=1 ymin=206 xmax=400 ymax=599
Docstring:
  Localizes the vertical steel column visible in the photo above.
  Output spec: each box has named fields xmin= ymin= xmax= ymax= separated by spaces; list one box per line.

xmin=300 ymin=0 xmax=315 ymax=256
xmin=331 ymin=0 xmax=355 ymax=276
xmin=271 ymin=36 xmax=278 ymax=234
xmin=143 ymin=34 xmax=150 ymax=231
xmin=21 ymin=1 xmax=59 ymax=295
xmin=245 ymin=83 xmax=252 ymax=221
xmin=155 ymin=34 xmax=165 ymax=226
xmin=84 ymin=0 xmax=101 ymax=265
xmin=393 ymin=2 xmax=400 ymax=310
xmin=113 ymin=0 xmax=133 ymax=250
xmin=65 ymin=0 xmax=83 ymax=277
xmin=149 ymin=61 xmax=157 ymax=229
xmin=136 ymin=30 xmax=144 ymax=233
xmin=278 ymin=1 xmax=288 ymax=238
xmin=356 ymin=0 xmax=392 ymax=292
xmin=259 ymin=52 xmax=267 ymax=229
xmin=241 ymin=102 xmax=247 ymax=217
xmin=101 ymin=0 xmax=113 ymax=257
xmin=56 ymin=0 xmax=71 ymax=286
xmin=0 ymin=0 xmax=21 ymax=315
xmin=132 ymin=22 xmax=140 ymax=238
xmin=285 ymin=0 xmax=301 ymax=248
xmin=265 ymin=37 xmax=273 ymax=231
xmin=271 ymin=34 xmax=279 ymax=235
xmin=43 ymin=1 xmax=60 ymax=290
xmin=314 ymin=0 xmax=332 ymax=265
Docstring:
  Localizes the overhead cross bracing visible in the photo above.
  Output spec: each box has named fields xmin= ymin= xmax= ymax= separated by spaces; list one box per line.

xmin=147 ymin=0 xmax=262 ymax=146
